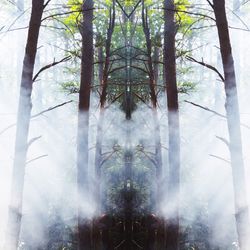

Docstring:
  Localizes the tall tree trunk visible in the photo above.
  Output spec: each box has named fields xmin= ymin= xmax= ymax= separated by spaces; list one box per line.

xmin=212 ymin=1 xmax=249 ymax=249
xmin=77 ymin=0 xmax=93 ymax=249
xmin=4 ymin=1 xmax=45 ymax=249
xmin=142 ymin=1 xmax=163 ymax=186
xmin=94 ymin=2 xmax=115 ymax=214
xmin=164 ymin=0 xmax=180 ymax=249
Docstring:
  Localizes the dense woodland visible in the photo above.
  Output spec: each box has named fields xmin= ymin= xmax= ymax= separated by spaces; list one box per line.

xmin=1 ymin=0 xmax=250 ymax=249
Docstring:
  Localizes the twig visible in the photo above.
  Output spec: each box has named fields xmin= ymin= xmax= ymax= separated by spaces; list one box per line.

xmin=216 ymin=135 xmax=229 ymax=147
xmin=0 ymin=101 xmax=73 ymax=135
xmin=184 ymin=100 xmax=225 ymax=118
xmin=27 ymin=136 xmax=42 ymax=148
xmin=185 ymin=100 xmax=250 ymax=129
xmin=26 ymin=154 xmax=48 ymax=165
xmin=209 ymin=154 xmax=230 ymax=164
xmin=31 ymin=100 xmax=73 ymax=119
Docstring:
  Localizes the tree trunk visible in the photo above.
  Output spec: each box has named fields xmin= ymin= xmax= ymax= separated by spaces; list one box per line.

xmin=94 ymin=2 xmax=115 ymax=214
xmin=142 ymin=1 xmax=163 ymax=195
xmin=98 ymin=46 xmax=104 ymax=87
xmin=212 ymin=1 xmax=250 ymax=249
xmin=100 ymin=2 xmax=115 ymax=108
xmin=4 ymin=1 xmax=44 ymax=249
xmin=164 ymin=0 xmax=180 ymax=249
xmin=77 ymin=0 xmax=94 ymax=249
xmin=153 ymin=46 xmax=160 ymax=86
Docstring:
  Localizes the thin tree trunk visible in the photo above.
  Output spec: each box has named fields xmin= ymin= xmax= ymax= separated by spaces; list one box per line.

xmin=77 ymin=0 xmax=93 ymax=249
xmin=94 ymin=2 xmax=115 ymax=214
xmin=98 ymin=46 xmax=104 ymax=87
xmin=100 ymin=2 xmax=115 ymax=108
xmin=142 ymin=1 xmax=163 ymax=184
xmin=164 ymin=0 xmax=180 ymax=249
xmin=4 ymin=1 xmax=45 ymax=249
xmin=153 ymin=46 xmax=160 ymax=86
xmin=212 ymin=1 xmax=249 ymax=249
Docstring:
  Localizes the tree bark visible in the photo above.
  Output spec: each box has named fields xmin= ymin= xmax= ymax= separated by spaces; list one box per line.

xmin=212 ymin=1 xmax=250 ymax=249
xmin=164 ymin=0 xmax=180 ymax=249
xmin=77 ymin=0 xmax=94 ymax=249
xmin=4 ymin=1 xmax=45 ymax=249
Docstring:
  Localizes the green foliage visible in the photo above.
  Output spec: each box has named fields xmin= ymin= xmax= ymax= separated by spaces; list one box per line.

xmin=61 ymin=81 xmax=79 ymax=94
xmin=63 ymin=0 xmax=82 ymax=33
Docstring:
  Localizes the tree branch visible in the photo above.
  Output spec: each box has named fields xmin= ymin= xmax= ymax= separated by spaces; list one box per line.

xmin=216 ymin=135 xmax=229 ymax=147
xmin=27 ymin=136 xmax=42 ymax=148
xmin=31 ymin=100 xmax=73 ymax=119
xmin=185 ymin=100 xmax=250 ymax=129
xmin=26 ymin=154 xmax=48 ymax=165
xmin=209 ymin=154 xmax=230 ymax=164
xmin=0 ymin=101 xmax=73 ymax=135
xmin=186 ymin=55 xmax=225 ymax=82
xmin=184 ymin=100 xmax=226 ymax=118
xmin=33 ymin=56 xmax=71 ymax=82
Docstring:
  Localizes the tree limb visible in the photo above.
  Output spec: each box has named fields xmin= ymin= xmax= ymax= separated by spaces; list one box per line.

xmin=33 ymin=56 xmax=71 ymax=82
xmin=185 ymin=100 xmax=250 ymax=129
xmin=184 ymin=100 xmax=226 ymax=118
xmin=27 ymin=136 xmax=42 ymax=148
xmin=31 ymin=100 xmax=73 ymax=119
xmin=216 ymin=135 xmax=229 ymax=147
xmin=0 ymin=101 xmax=73 ymax=135
xmin=186 ymin=55 xmax=225 ymax=82
xmin=26 ymin=154 xmax=48 ymax=165
xmin=209 ymin=154 xmax=230 ymax=164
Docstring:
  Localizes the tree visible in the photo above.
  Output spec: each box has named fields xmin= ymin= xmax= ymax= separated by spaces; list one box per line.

xmin=212 ymin=0 xmax=250 ymax=249
xmin=76 ymin=0 xmax=94 ymax=249
xmin=4 ymin=1 xmax=45 ymax=249
xmin=94 ymin=0 xmax=116 ymax=214
xmin=141 ymin=0 xmax=163 ymax=210
xmin=164 ymin=0 xmax=181 ymax=249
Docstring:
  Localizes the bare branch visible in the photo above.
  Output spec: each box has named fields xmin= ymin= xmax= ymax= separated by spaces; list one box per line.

xmin=31 ymin=100 xmax=73 ymax=119
xmin=185 ymin=100 xmax=250 ymax=129
xmin=209 ymin=154 xmax=230 ymax=164
xmin=32 ymin=56 xmax=71 ymax=82
xmin=26 ymin=155 xmax=48 ymax=165
xmin=27 ymin=136 xmax=42 ymax=148
xmin=184 ymin=100 xmax=226 ymax=118
xmin=206 ymin=0 xmax=214 ymax=9
xmin=42 ymin=10 xmax=80 ymax=22
xmin=216 ymin=135 xmax=229 ymax=147
xmin=43 ymin=0 xmax=52 ymax=9
xmin=0 ymin=101 xmax=73 ymax=136
xmin=186 ymin=56 xmax=225 ymax=82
